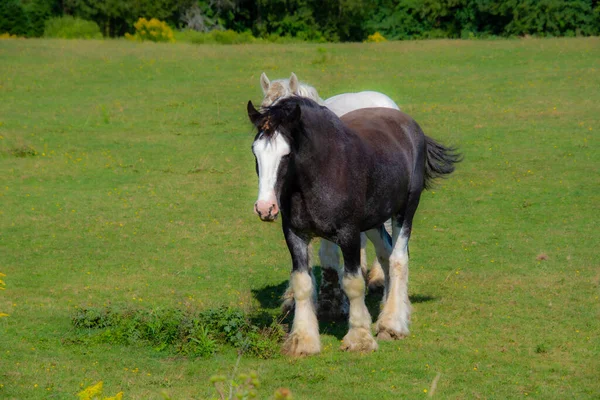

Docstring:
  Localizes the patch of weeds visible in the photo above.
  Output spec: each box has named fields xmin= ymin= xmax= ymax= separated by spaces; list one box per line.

xmin=210 ymin=363 xmax=293 ymax=400
xmin=244 ymin=321 xmax=286 ymax=359
xmin=8 ymin=145 xmax=37 ymax=157
xmin=69 ymin=305 xmax=284 ymax=358
xmin=178 ymin=319 xmax=217 ymax=357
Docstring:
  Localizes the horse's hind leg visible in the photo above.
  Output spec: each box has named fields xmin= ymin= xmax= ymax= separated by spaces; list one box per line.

xmin=339 ymin=234 xmax=378 ymax=352
xmin=317 ymin=239 xmax=348 ymax=320
xmin=365 ymin=225 xmax=393 ymax=297
xmin=375 ymin=195 xmax=421 ymax=340
xmin=367 ymin=221 xmax=391 ymax=290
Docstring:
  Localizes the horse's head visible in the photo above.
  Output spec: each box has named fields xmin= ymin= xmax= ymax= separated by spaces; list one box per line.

xmin=260 ymin=72 xmax=322 ymax=107
xmin=260 ymin=72 xmax=298 ymax=107
xmin=248 ymin=100 xmax=302 ymax=221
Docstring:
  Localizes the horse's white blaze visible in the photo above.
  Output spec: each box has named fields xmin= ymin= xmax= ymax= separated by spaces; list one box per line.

xmin=253 ymin=131 xmax=290 ymax=205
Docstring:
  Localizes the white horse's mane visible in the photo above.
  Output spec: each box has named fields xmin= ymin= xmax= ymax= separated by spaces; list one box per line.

xmin=260 ymin=72 xmax=324 ymax=107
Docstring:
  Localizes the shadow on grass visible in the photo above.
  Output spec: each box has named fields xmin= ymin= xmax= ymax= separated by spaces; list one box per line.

xmin=251 ymin=267 xmax=438 ymax=340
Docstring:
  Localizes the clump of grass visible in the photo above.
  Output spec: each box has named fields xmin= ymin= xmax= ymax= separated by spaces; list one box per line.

xmin=69 ymin=306 xmax=285 ymax=358
xmin=535 ymin=343 xmax=549 ymax=354
xmin=8 ymin=145 xmax=37 ymax=157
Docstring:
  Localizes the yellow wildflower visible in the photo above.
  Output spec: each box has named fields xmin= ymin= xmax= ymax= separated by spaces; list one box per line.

xmin=78 ymin=381 xmax=103 ymax=400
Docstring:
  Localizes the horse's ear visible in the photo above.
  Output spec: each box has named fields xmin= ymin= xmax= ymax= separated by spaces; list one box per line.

xmin=289 ymin=72 xmax=299 ymax=94
xmin=260 ymin=73 xmax=270 ymax=94
xmin=247 ymin=101 xmax=261 ymax=124
xmin=289 ymin=103 xmax=301 ymax=124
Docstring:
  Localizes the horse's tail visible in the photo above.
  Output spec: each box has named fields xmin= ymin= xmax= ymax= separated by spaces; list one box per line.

xmin=423 ymin=135 xmax=462 ymax=189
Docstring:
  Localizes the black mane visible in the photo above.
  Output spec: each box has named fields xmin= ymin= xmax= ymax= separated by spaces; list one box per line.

xmin=251 ymin=96 xmax=324 ymax=142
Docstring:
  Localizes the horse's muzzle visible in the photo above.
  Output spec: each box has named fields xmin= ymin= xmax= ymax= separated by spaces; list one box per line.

xmin=254 ymin=201 xmax=279 ymax=222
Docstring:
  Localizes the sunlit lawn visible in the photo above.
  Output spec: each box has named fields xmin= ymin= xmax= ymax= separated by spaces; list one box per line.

xmin=0 ymin=37 xmax=598 ymax=399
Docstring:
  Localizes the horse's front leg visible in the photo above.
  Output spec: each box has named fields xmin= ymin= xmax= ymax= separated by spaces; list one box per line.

xmin=281 ymin=225 xmax=321 ymax=356
xmin=339 ymin=234 xmax=378 ymax=352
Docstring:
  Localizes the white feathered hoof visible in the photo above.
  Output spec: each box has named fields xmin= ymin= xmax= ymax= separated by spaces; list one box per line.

xmin=375 ymin=323 xmax=409 ymax=341
xmin=340 ymin=328 xmax=378 ymax=352
xmin=282 ymin=331 xmax=321 ymax=356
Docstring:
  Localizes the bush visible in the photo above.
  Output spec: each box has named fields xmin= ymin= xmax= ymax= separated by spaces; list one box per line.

xmin=500 ymin=0 xmax=597 ymax=37
xmin=0 ymin=33 xmax=19 ymax=39
xmin=126 ymin=18 xmax=174 ymax=42
xmin=23 ymin=0 xmax=54 ymax=37
xmin=44 ymin=16 xmax=102 ymax=39
xmin=0 ymin=0 xmax=30 ymax=36
xmin=175 ymin=28 xmax=255 ymax=44
xmin=366 ymin=31 xmax=386 ymax=42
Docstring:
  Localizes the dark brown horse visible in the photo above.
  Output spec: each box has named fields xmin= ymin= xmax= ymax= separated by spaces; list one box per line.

xmin=248 ymin=97 xmax=460 ymax=355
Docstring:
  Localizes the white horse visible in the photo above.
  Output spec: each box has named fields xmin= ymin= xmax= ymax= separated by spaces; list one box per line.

xmin=260 ymin=72 xmax=399 ymax=115
xmin=259 ymin=72 xmax=400 ymax=319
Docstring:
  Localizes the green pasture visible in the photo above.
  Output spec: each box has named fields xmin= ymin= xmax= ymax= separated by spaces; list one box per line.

xmin=0 ymin=38 xmax=598 ymax=399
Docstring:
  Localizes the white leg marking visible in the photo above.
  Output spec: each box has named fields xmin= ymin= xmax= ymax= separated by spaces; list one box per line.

xmin=340 ymin=274 xmax=378 ymax=352
xmin=282 ymin=271 xmax=321 ymax=356
xmin=376 ymin=226 xmax=411 ymax=340
xmin=282 ymin=245 xmax=317 ymax=314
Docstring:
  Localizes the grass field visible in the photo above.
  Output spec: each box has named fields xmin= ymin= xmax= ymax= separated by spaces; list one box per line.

xmin=0 ymin=37 xmax=599 ymax=399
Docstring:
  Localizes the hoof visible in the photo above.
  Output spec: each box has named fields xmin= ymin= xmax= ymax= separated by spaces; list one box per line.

xmin=375 ymin=325 xmax=409 ymax=341
xmin=282 ymin=331 xmax=321 ymax=356
xmin=340 ymin=328 xmax=378 ymax=352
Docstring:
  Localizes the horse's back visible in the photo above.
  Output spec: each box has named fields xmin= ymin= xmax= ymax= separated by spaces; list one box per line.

xmin=324 ymin=91 xmax=400 ymax=117
xmin=339 ymin=107 xmax=424 ymax=229
xmin=341 ymin=107 xmax=424 ymax=156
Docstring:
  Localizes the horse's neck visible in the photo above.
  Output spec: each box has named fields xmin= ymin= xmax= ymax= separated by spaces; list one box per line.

xmin=292 ymin=111 xmax=347 ymax=179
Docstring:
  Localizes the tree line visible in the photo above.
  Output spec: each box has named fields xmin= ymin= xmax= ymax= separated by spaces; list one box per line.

xmin=2 ymin=0 xmax=600 ymax=41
